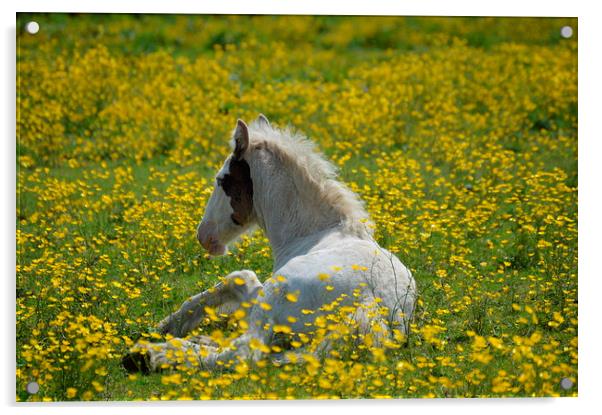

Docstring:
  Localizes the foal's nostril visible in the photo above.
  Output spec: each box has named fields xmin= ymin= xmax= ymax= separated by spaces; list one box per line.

xmin=197 ymin=226 xmax=208 ymax=246
xmin=196 ymin=220 xmax=226 ymax=256
xmin=197 ymin=220 xmax=218 ymax=248
xmin=196 ymin=225 xmax=203 ymax=244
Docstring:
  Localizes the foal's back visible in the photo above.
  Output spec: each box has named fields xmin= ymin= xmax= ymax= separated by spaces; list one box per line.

xmin=259 ymin=230 xmax=416 ymax=336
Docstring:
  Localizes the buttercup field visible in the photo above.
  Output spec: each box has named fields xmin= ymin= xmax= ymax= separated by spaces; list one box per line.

xmin=16 ymin=15 xmax=577 ymax=401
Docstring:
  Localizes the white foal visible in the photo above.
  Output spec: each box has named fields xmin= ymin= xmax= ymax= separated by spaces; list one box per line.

xmin=123 ymin=115 xmax=417 ymax=373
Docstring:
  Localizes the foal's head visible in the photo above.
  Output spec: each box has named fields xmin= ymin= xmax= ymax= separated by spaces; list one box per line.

xmin=197 ymin=115 xmax=270 ymax=255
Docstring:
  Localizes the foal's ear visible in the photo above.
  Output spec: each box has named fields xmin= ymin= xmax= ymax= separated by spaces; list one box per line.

xmin=233 ymin=119 xmax=249 ymax=160
xmin=256 ymin=113 xmax=270 ymax=128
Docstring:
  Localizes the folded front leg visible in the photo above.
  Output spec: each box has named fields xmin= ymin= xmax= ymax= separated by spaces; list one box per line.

xmin=157 ymin=270 xmax=262 ymax=338
xmin=122 ymin=337 xmax=211 ymax=373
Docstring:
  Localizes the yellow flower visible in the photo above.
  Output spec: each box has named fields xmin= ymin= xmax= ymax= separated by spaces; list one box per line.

xmin=233 ymin=309 xmax=246 ymax=320
xmin=318 ymin=273 xmax=330 ymax=281
xmin=273 ymin=325 xmax=292 ymax=334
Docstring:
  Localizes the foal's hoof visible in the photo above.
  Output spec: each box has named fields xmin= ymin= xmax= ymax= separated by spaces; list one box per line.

xmin=122 ymin=351 xmax=151 ymax=375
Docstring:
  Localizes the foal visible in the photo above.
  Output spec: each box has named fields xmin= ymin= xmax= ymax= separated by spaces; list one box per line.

xmin=123 ymin=115 xmax=417 ymax=373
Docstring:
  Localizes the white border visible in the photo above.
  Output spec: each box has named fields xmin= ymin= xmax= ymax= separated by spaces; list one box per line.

xmin=10 ymin=0 xmax=579 ymax=16
xmin=3 ymin=1 xmax=600 ymax=415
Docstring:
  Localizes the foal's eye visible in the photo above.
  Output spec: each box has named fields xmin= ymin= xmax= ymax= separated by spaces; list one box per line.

xmin=216 ymin=178 xmax=224 ymax=187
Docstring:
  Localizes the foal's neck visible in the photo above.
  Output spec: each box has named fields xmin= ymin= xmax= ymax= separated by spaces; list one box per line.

xmin=250 ymin=157 xmax=343 ymax=270
xmin=258 ymin=201 xmax=342 ymax=271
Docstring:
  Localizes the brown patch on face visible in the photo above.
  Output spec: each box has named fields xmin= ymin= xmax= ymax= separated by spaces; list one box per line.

xmin=219 ymin=157 xmax=253 ymax=226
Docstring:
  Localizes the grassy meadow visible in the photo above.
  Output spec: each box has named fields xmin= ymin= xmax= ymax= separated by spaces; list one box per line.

xmin=16 ymin=14 xmax=577 ymax=401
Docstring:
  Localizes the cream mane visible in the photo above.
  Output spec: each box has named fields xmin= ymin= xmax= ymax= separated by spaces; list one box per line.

xmin=241 ymin=119 xmax=374 ymax=240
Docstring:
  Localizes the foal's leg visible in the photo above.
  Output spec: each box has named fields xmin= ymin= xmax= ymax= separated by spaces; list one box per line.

xmin=269 ymin=301 xmax=391 ymax=366
xmin=124 ymin=303 xmax=272 ymax=374
xmin=123 ymin=270 xmax=262 ymax=374
xmin=122 ymin=337 xmax=209 ymax=374
xmin=200 ymin=307 xmax=274 ymax=372
xmin=157 ymin=270 xmax=262 ymax=338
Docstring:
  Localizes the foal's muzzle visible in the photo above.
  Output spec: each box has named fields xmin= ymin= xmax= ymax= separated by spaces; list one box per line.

xmin=197 ymin=220 xmax=226 ymax=256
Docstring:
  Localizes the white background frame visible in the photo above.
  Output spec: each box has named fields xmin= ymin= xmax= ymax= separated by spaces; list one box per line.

xmin=3 ymin=1 xmax=599 ymax=414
